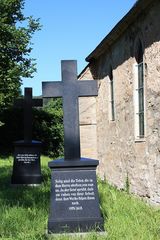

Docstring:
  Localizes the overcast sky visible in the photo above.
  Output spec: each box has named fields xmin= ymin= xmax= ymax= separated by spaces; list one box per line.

xmin=22 ymin=0 xmax=136 ymax=96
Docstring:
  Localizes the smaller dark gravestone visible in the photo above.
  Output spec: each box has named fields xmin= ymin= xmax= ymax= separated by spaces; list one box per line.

xmin=42 ymin=60 xmax=104 ymax=233
xmin=11 ymin=88 xmax=43 ymax=185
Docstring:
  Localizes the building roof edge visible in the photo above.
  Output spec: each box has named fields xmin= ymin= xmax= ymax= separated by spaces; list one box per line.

xmin=86 ymin=0 xmax=153 ymax=62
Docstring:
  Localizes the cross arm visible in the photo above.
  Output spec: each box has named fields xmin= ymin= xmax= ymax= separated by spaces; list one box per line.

xmin=32 ymin=98 xmax=43 ymax=107
xmin=14 ymin=98 xmax=43 ymax=107
xmin=42 ymin=81 xmax=63 ymax=98
xmin=78 ymin=80 xmax=98 ymax=97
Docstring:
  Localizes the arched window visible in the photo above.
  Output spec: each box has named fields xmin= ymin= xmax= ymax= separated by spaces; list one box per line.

xmin=109 ymin=67 xmax=115 ymax=121
xmin=134 ymin=40 xmax=145 ymax=139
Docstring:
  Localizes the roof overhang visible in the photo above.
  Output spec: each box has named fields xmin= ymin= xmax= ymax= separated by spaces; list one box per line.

xmin=86 ymin=0 xmax=153 ymax=62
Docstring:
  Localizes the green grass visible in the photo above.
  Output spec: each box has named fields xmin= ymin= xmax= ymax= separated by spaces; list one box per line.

xmin=0 ymin=156 xmax=160 ymax=240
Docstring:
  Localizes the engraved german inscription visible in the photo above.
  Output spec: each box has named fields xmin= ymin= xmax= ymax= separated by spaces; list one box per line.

xmin=54 ymin=177 xmax=95 ymax=211
xmin=16 ymin=153 xmax=38 ymax=164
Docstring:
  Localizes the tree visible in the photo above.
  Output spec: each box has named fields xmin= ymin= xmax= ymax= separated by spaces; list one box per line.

xmin=0 ymin=0 xmax=41 ymax=109
xmin=33 ymin=99 xmax=64 ymax=157
xmin=0 ymin=99 xmax=64 ymax=157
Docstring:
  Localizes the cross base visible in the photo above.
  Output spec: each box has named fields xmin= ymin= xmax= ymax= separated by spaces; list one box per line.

xmin=48 ymin=158 xmax=104 ymax=234
xmin=48 ymin=157 xmax=99 ymax=168
xmin=48 ymin=218 xmax=104 ymax=234
xmin=11 ymin=140 xmax=42 ymax=185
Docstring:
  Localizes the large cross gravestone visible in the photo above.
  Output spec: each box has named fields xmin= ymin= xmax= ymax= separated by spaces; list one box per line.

xmin=42 ymin=60 xmax=104 ymax=233
xmin=11 ymin=88 xmax=43 ymax=185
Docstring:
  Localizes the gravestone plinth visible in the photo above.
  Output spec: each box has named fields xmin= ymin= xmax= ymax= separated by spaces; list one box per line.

xmin=11 ymin=88 xmax=43 ymax=185
xmin=48 ymin=158 xmax=104 ymax=233
xmin=11 ymin=140 xmax=42 ymax=184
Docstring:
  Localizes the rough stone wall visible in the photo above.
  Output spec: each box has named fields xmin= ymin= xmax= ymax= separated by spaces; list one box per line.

xmin=79 ymin=0 xmax=160 ymax=204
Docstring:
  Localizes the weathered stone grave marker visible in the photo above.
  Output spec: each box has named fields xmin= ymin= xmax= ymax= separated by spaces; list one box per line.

xmin=11 ymin=88 xmax=43 ymax=185
xmin=42 ymin=60 xmax=104 ymax=233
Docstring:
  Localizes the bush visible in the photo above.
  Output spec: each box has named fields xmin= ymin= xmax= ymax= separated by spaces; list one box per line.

xmin=0 ymin=98 xmax=64 ymax=157
xmin=33 ymin=99 xmax=64 ymax=157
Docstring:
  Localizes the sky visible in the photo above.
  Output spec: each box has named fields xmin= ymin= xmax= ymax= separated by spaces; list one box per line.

xmin=22 ymin=0 xmax=137 ymax=96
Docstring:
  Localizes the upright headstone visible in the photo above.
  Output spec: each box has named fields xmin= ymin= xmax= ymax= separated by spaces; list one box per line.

xmin=11 ymin=88 xmax=43 ymax=185
xmin=42 ymin=60 xmax=104 ymax=233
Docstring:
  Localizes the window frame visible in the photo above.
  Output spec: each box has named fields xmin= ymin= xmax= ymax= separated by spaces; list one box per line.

xmin=108 ymin=68 xmax=115 ymax=121
xmin=133 ymin=50 xmax=145 ymax=141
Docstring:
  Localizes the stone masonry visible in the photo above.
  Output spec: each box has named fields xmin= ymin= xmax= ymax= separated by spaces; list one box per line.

xmin=79 ymin=0 xmax=160 ymax=204
xmin=79 ymin=67 xmax=98 ymax=160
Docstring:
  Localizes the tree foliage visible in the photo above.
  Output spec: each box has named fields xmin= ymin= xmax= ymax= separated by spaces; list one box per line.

xmin=0 ymin=0 xmax=41 ymax=109
xmin=33 ymin=99 xmax=64 ymax=157
xmin=0 ymin=99 xmax=64 ymax=158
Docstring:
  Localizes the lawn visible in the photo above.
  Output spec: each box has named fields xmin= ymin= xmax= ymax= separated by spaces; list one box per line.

xmin=0 ymin=156 xmax=160 ymax=240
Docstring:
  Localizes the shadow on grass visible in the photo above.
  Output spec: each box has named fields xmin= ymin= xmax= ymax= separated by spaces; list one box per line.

xmin=0 ymin=164 xmax=51 ymax=209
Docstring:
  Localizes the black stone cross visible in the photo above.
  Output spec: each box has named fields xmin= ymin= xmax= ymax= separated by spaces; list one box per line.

xmin=15 ymin=88 xmax=43 ymax=142
xmin=42 ymin=60 xmax=98 ymax=161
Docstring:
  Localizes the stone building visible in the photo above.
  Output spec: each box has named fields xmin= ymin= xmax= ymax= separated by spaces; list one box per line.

xmin=78 ymin=0 xmax=160 ymax=204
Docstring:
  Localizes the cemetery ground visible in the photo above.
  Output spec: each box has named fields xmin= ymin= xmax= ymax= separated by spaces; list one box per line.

xmin=0 ymin=156 xmax=160 ymax=240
